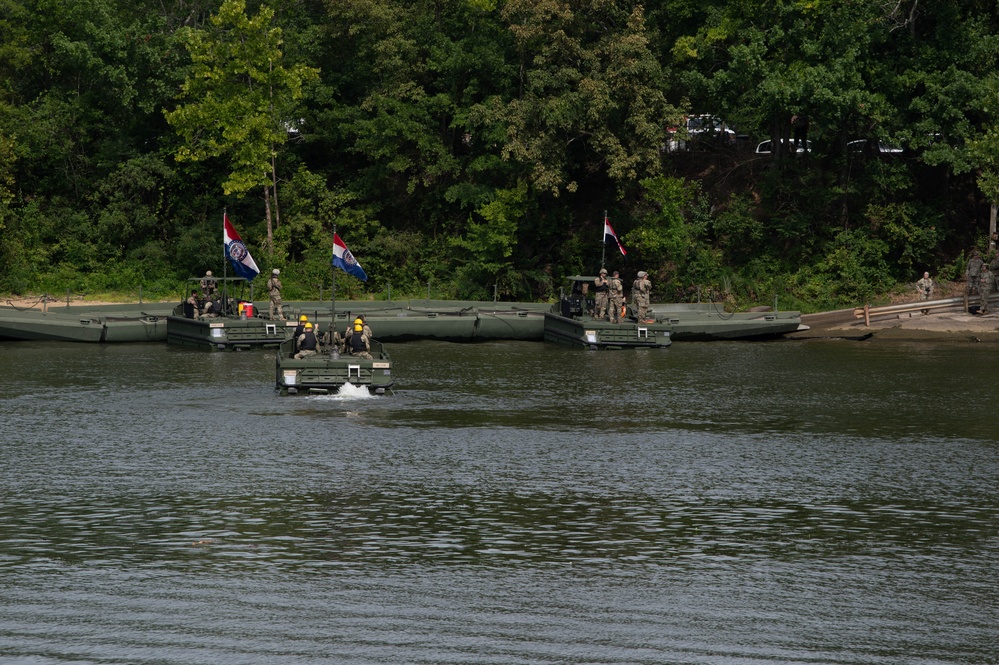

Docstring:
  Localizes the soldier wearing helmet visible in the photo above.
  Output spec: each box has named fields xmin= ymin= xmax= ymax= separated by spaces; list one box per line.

xmin=632 ymin=270 xmax=652 ymax=322
xmin=200 ymin=270 xmax=218 ymax=298
xmin=594 ymin=268 xmax=610 ymax=320
xmin=608 ymin=270 xmax=624 ymax=323
xmin=267 ymin=268 xmax=285 ymax=320
xmin=344 ymin=314 xmax=373 ymax=359
xmin=293 ymin=314 xmax=309 ymax=351
xmin=294 ymin=322 xmax=318 ymax=359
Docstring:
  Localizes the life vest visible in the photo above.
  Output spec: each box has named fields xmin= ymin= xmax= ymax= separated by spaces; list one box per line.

xmin=300 ymin=331 xmax=317 ymax=351
xmin=350 ymin=331 xmax=366 ymax=353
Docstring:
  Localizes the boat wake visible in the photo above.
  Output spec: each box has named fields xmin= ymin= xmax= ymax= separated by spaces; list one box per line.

xmin=309 ymin=382 xmax=378 ymax=401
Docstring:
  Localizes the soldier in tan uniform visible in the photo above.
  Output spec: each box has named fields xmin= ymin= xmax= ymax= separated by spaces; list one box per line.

xmin=608 ymin=271 xmax=624 ymax=323
xmin=594 ymin=268 xmax=610 ymax=320
xmin=267 ymin=268 xmax=285 ymax=320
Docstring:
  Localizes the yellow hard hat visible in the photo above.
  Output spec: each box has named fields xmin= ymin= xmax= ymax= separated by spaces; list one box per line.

xmin=299 ymin=314 xmax=308 ymax=322
xmin=304 ymin=322 xmax=313 ymax=329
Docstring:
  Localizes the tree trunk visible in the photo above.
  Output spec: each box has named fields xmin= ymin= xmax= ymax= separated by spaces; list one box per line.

xmin=271 ymin=152 xmax=281 ymax=232
xmin=264 ymin=185 xmax=274 ymax=257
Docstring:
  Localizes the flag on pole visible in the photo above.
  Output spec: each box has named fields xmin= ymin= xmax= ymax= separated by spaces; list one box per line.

xmin=604 ymin=215 xmax=627 ymax=256
xmin=223 ymin=213 xmax=260 ymax=281
xmin=331 ymin=233 xmax=368 ymax=282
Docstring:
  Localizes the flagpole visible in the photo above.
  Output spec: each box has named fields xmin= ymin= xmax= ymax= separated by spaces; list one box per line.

xmin=222 ymin=208 xmax=229 ymax=315
xmin=331 ymin=224 xmax=337 ymax=343
xmin=601 ymin=210 xmax=607 ymax=270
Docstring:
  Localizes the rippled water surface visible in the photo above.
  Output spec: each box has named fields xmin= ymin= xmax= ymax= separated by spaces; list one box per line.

xmin=1 ymin=338 xmax=997 ymax=664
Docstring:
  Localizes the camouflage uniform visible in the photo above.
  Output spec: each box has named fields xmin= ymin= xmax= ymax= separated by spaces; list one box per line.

xmin=323 ymin=324 xmax=344 ymax=353
xmin=594 ymin=270 xmax=610 ymax=320
xmin=199 ymin=271 xmax=217 ymax=298
xmin=186 ymin=291 xmax=201 ymax=319
xmin=980 ymin=267 xmax=995 ymax=314
xmin=967 ymin=252 xmax=983 ymax=296
xmin=267 ymin=269 xmax=285 ymax=320
xmin=916 ymin=274 xmax=933 ymax=301
xmin=608 ymin=272 xmax=624 ymax=323
xmin=632 ymin=271 xmax=652 ymax=321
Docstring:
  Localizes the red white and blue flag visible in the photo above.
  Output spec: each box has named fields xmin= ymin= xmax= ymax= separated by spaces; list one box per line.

xmin=331 ymin=233 xmax=367 ymax=282
xmin=223 ymin=213 xmax=260 ymax=281
xmin=604 ymin=215 xmax=627 ymax=256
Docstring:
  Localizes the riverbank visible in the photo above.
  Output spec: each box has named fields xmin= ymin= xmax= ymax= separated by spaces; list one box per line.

xmin=790 ymin=307 xmax=999 ymax=342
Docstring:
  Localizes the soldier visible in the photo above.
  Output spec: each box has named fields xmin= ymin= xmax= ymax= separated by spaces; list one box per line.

xmin=293 ymin=314 xmax=309 ymax=351
xmin=980 ymin=264 xmax=995 ymax=314
xmin=323 ymin=321 xmax=344 ymax=354
xmin=594 ymin=268 xmax=610 ymax=320
xmin=294 ymin=322 xmax=318 ymax=359
xmin=267 ymin=268 xmax=285 ymax=320
xmin=201 ymin=297 xmax=219 ymax=318
xmin=632 ymin=271 xmax=652 ymax=322
xmin=358 ymin=313 xmax=373 ymax=338
xmin=967 ymin=249 xmax=983 ymax=296
xmin=916 ymin=271 xmax=933 ymax=300
xmin=200 ymin=270 xmax=217 ymax=298
xmin=346 ymin=316 xmax=372 ymax=359
xmin=916 ymin=271 xmax=933 ymax=315
xmin=186 ymin=289 xmax=201 ymax=318
xmin=608 ymin=271 xmax=624 ymax=323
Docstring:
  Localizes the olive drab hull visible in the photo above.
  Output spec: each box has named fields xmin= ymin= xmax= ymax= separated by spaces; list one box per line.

xmin=0 ymin=293 xmax=803 ymax=345
xmin=166 ymin=303 xmax=294 ymax=351
xmin=0 ymin=306 xmax=168 ymax=343
xmin=276 ymin=338 xmax=394 ymax=395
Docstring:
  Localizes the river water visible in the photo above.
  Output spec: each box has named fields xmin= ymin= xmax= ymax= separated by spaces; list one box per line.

xmin=0 ymin=338 xmax=996 ymax=664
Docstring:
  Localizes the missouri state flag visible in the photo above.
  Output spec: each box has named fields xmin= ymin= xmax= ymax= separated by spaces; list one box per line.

xmin=331 ymin=233 xmax=368 ymax=282
xmin=604 ymin=214 xmax=627 ymax=256
xmin=223 ymin=213 xmax=260 ymax=281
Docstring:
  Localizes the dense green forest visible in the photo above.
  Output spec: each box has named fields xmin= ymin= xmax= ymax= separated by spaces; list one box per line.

xmin=2 ymin=0 xmax=999 ymax=310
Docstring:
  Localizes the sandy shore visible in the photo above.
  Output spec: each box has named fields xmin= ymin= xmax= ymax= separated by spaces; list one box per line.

xmin=2 ymin=296 xmax=170 ymax=310
xmin=789 ymin=308 xmax=999 ymax=342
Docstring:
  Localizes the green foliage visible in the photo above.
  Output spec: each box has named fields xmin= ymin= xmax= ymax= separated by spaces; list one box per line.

xmin=494 ymin=0 xmax=679 ymax=197
xmin=164 ymin=0 xmax=319 ymax=196
xmin=4 ymin=0 xmax=999 ymax=311
xmin=627 ymin=175 xmax=723 ymax=298
xmin=452 ymin=181 xmax=527 ymax=298
xmin=813 ymin=229 xmax=894 ymax=304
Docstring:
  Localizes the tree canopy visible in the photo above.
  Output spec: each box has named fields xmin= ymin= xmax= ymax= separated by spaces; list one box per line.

xmin=2 ymin=0 xmax=999 ymax=309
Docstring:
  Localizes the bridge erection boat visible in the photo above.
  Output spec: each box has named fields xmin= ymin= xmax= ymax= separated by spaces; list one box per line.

xmin=544 ymin=277 xmax=672 ymax=350
xmin=275 ymin=337 xmax=393 ymax=396
xmin=543 ymin=275 xmax=804 ymax=349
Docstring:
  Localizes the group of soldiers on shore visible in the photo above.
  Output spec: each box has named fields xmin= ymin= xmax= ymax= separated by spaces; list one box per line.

xmin=291 ymin=312 xmax=373 ymax=360
xmin=965 ymin=249 xmax=997 ymax=314
xmin=593 ymin=268 xmax=653 ymax=323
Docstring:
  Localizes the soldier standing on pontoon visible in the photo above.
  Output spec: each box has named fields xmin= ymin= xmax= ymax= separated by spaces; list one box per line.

xmin=594 ymin=268 xmax=610 ymax=320
xmin=608 ymin=271 xmax=624 ymax=323
xmin=632 ymin=271 xmax=652 ymax=322
xmin=267 ymin=269 xmax=286 ymax=320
